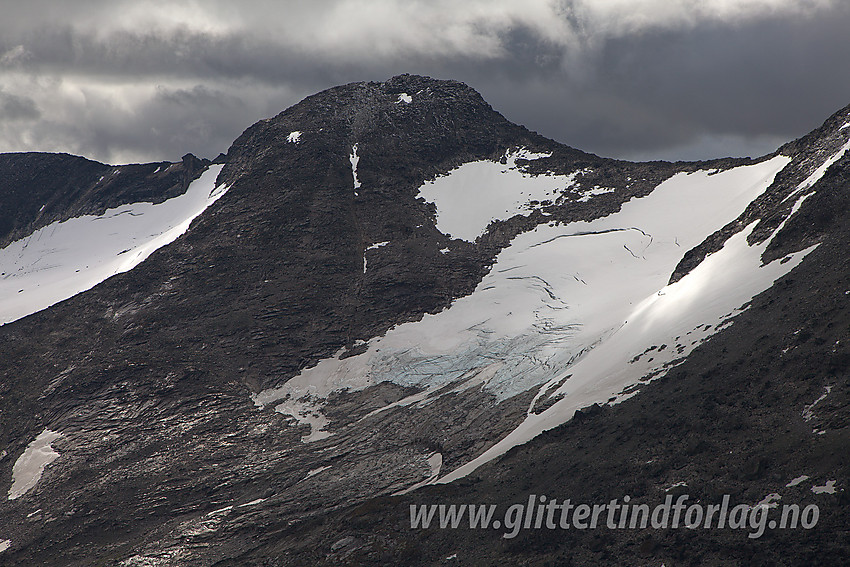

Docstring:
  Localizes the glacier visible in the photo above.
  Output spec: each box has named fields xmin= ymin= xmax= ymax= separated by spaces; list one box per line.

xmin=254 ymin=154 xmax=816 ymax=455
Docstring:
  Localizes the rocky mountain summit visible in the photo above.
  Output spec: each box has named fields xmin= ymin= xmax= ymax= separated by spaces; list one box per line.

xmin=0 ymin=75 xmax=847 ymax=566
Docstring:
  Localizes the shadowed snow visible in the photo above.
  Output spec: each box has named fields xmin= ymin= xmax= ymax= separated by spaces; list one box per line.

xmin=812 ymin=480 xmax=837 ymax=494
xmin=787 ymin=475 xmax=810 ymax=487
xmin=395 ymin=452 xmax=443 ymax=495
xmin=8 ymin=429 xmax=62 ymax=500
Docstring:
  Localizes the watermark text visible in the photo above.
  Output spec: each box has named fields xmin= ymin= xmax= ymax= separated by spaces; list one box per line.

xmin=410 ymin=494 xmax=819 ymax=539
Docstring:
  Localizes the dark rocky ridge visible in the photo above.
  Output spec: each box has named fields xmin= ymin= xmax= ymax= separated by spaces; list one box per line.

xmin=0 ymin=152 xmax=211 ymax=249
xmin=0 ymin=74 xmax=845 ymax=565
xmin=669 ymin=102 xmax=850 ymax=283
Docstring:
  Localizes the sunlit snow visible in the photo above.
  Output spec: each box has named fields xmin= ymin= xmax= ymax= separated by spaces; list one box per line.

xmin=305 ymin=465 xmax=331 ymax=479
xmin=442 ymin=170 xmax=818 ymax=482
xmin=783 ymin=138 xmax=850 ymax=203
xmin=273 ymin=395 xmax=333 ymax=443
xmin=363 ymin=241 xmax=389 ymax=273
xmin=576 ymin=185 xmax=615 ymax=202
xmin=8 ymin=429 xmax=62 ymax=500
xmin=417 ymin=148 xmax=568 ymax=241
xmin=287 ymin=131 xmax=302 ymax=143
xmin=256 ymin=157 xmax=804 ymax=450
xmin=0 ymin=165 xmax=227 ymax=326
xmin=802 ymin=385 xmax=832 ymax=422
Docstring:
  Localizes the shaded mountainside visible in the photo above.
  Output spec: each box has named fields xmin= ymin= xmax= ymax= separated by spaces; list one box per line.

xmin=0 ymin=75 xmax=846 ymax=566
xmin=0 ymin=152 xmax=212 ymax=249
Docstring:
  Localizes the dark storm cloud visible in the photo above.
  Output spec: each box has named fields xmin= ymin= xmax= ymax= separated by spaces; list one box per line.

xmin=0 ymin=1 xmax=848 ymax=164
xmin=0 ymin=90 xmax=40 ymax=121
xmin=451 ymin=5 xmax=850 ymax=160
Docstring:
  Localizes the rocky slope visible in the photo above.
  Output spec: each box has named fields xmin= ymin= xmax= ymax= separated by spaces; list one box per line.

xmin=0 ymin=75 xmax=846 ymax=566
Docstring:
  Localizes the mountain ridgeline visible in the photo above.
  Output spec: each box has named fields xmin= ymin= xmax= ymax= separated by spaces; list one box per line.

xmin=0 ymin=75 xmax=847 ymax=566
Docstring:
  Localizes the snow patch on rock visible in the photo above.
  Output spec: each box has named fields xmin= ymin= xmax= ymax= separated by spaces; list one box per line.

xmin=802 ymin=385 xmax=832 ymax=422
xmin=787 ymin=475 xmax=810 ymax=487
xmin=306 ymin=465 xmax=332 ymax=479
xmin=350 ymin=144 xmax=362 ymax=192
xmin=783 ymin=139 xmax=850 ymax=203
xmin=755 ymin=493 xmax=782 ymax=509
xmin=395 ymin=452 xmax=443 ymax=495
xmin=8 ymin=429 xmax=62 ymax=500
xmin=812 ymin=480 xmax=837 ymax=495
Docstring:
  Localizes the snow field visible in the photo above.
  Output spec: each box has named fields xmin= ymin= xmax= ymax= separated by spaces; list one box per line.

xmin=0 ymin=165 xmax=227 ymax=326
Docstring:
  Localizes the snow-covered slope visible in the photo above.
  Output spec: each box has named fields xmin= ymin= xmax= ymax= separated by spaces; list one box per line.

xmin=2 ymin=76 xmax=847 ymax=567
xmin=254 ymin=154 xmax=815 ymax=460
xmin=417 ymin=148 xmax=569 ymax=241
xmin=0 ymin=165 xmax=227 ymax=326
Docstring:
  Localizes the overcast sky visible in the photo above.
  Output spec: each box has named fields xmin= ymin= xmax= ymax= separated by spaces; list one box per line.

xmin=1 ymin=0 xmax=849 ymax=165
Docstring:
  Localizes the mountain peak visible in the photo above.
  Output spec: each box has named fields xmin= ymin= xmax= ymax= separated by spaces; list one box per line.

xmin=1 ymin=78 xmax=849 ymax=566
xmin=220 ymin=74 xmax=526 ymax=180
